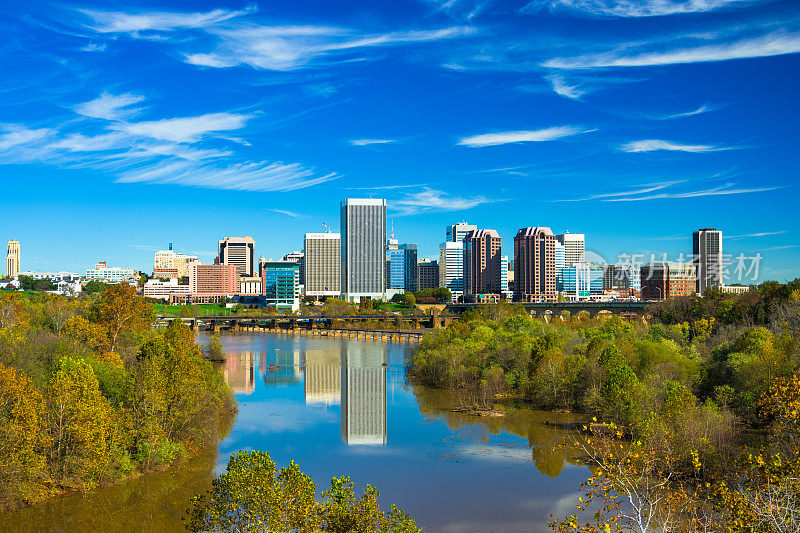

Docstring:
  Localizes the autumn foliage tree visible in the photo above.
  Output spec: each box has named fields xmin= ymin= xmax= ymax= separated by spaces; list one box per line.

xmin=0 ymin=364 xmax=51 ymax=510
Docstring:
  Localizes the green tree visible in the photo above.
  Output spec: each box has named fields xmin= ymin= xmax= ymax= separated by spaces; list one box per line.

xmin=402 ymin=292 xmax=416 ymax=308
xmin=18 ymin=276 xmax=35 ymax=292
xmin=82 ymin=280 xmax=109 ymax=294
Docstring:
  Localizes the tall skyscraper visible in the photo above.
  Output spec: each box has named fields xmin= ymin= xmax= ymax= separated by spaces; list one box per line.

xmin=514 ymin=227 xmax=557 ymax=302
xmin=439 ymin=241 xmax=464 ymax=299
xmin=340 ymin=198 xmax=386 ymax=302
xmin=6 ymin=240 xmax=20 ymax=278
xmin=400 ymin=243 xmax=418 ymax=292
xmin=555 ymin=232 xmax=585 ymax=267
xmin=304 ymin=233 xmax=341 ymax=298
xmin=446 ymin=222 xmax=477 ymax=243
xmin=218 ymin=236 xmax=255 ymax=277
xmin=693 ymin=228 xmax=722 ymax=295
xmin=463 ymin=229 xmax=502 ymax=296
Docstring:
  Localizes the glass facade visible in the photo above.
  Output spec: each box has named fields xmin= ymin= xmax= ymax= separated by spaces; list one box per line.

xmin=262 ymin=262 xmax=299 ymax=311
xmin=386 ymin=248 xmax=405 ymax=289
xmin=560 ymin=263 xmax=603 ymax=299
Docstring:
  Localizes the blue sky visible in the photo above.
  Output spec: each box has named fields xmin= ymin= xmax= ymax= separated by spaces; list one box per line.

xmin=1 ymin=0 xmax=798 ymax=282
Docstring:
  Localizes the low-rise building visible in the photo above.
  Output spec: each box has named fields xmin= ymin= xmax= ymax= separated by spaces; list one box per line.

xmin=239 ymin=276 xmax=263 ymax=296
xmin=85 ymin=262 xmax=135 ymax=283
xmin=559 ymin=262 xmax=604 ymax=301
xmin=18 ymin=271 xmax=81 ymax=282
xmin=719 ymin=284 xmax=750 ymax=295
xmin=143 ymin=278 xmax=192 ymax=301
xmin=641 ymin=262 xmax=697 ymax=300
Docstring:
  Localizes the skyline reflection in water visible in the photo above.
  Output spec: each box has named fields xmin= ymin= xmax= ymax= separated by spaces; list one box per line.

xmin=226 ymin=340 xmax=389 ymax=446
xmin=213 ymin=334 xmax=589 ymax=533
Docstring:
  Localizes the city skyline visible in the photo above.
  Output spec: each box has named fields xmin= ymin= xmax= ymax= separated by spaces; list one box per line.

xmin=1 ymin=0 xmax=798 ymax=281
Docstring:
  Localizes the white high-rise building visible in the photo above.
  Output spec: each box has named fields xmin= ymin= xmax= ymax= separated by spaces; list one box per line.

xmin=693 ymin=228 xmax=723 ymax=296
xmin=438 ymin=241 xmax=464 ymax=301
xmin=340 ymin=199 xmax=386 ymax=302
xmin=218 ymin=236 xmax=255 ymax=277
xmin=304 ymin=233 xmax=341 ymax=298
xmin=556 ymin=232 xmax=585 ymax=267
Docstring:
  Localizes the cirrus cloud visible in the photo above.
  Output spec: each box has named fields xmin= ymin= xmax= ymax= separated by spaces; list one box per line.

xmin=458 ymin=125 xmax=587 ymax=147
xmin=620 ymin=139 xmax=732 ymax=153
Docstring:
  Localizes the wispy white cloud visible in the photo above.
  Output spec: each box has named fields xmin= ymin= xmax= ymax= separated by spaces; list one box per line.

xmin=0 ymin=95 xmax=338 ymax=194
xmin=662 ymin=104 xmax=716 ymax=120
xmin=522 ymin=0 xmax=753 ymax=18
xmin=80 ymin=6 xmax=255 ymax=34
xmin=458 ymin=125 xmax=587 ymax=147
xmin=620 ymin=139 xmax=732 ymax=153
xmin=555 ymin=180 xmax=684 ymax=201
xmin=0 ymin=125 xmax=54 ymax=150
xmin=392 ymin=187 xmax=501 ymax=215
xmin=115 ymin=160 xmax=338 ymax=192
xmin=267 ymin=208 xmax=302 ymax=218
xmin=74 ymin=92 xmax=145 ymax=121
xmin=727 ymin=230 xmax=787 ymax=239
xmin=111 ymin=112 xmax=253 ymax=143
xmin=545 ymin=30 xmax=800 ymax=69
xmin=184 ymin=25 xmax=475 ymax=71
xmin=346 ymin=183 xmax=427 ymax=190
xmin=555 ymin=180 xmax=780 ymax=202
xmin=759 ymin=245 xmax=798 ymax=251
xmin=80 ymin=42 xmax=107 ymax=52
xmin=606 ymin=183 xmax=779 ymax=201
xmin=545 ymin=74 xmax=585 ymax=99
xmin=51 ymin=132 xmax=127 ymax=151
xmin=349 ymin=138 xmax=396 ymax=146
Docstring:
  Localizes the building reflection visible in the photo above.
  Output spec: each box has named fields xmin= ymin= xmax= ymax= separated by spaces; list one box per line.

xmin=224 ymin=352 xmax=255 ymax=395
xmin=340 ymin=345 xmax=387 ymax=446
xmin=261 ymin=349 xmax=301 ymax=386
xmin=304 ymin=350 xmax=341 ymax=406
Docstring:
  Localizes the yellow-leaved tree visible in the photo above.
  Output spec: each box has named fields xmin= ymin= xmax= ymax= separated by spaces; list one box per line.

xmin=0 ymin=363 xmax=51 ymax=511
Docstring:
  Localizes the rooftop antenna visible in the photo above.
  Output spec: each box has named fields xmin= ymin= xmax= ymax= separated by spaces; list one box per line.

xmin=391 ymin=217 xmax=395 ymax=240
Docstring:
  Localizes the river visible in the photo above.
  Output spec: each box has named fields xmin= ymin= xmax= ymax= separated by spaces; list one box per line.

xmin=0 ymin=333 xmax=589 ymax=532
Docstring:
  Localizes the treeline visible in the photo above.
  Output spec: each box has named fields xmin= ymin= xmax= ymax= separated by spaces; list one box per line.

xmin=412 ymin=288 xmax=798 ymax=465
xmin=652 ymin=277 xmax=800 ymax=330
xmin=0 ymin=286 xmax=234 ymax=512
xmin=410 ymin=280 xmax=800 ymax=529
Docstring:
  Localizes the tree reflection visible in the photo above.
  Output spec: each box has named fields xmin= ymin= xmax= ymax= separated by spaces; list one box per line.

xmin=410 ymin=385 xmax=583 ymax=477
